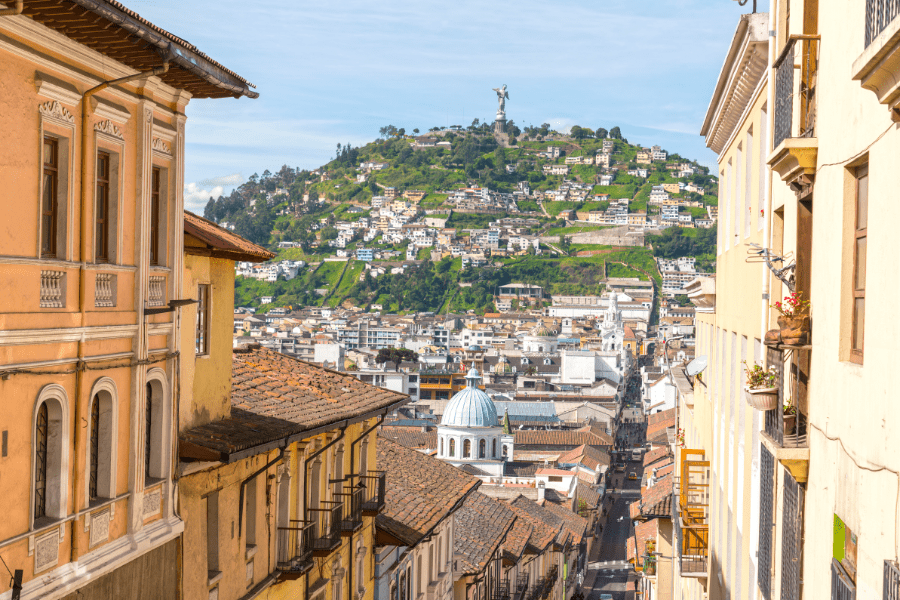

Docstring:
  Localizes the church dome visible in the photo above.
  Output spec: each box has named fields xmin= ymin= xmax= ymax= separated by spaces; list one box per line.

xmin=440 ymin=369 xmax=498 ymax=428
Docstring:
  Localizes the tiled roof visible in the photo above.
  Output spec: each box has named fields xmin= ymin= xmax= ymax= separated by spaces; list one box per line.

xmin=632 ymin=475 xmax=674 ymax=521
xmin=537 ymin=468 xmax=575 ymax=477
xmin=459 ymin=464 xmax=492 ymax=476
xmin=627 ymin=519 xmax=659 ymax=567
xmin=179 ymin=346 xmax=408 ymax=458
xmin=643 ymin=446 xmax=672 ymax=468
xmin=514 ymin=430 xmax=612 ymax=448
xmin=184 ymin=211 xmax=274 ymax=262
xmin=647 ymin=408 xmax=676 ymax=440
xmin=376 ymin=438 xmax=480 ymax=547
xmin=502 ymin=517 xmax=534 ymax=563
xmin=379 ymin=426 xmax=437 ymax=450
xmin=540 ymin=501 xmax=588 ymax=545
xmin=508 ymin=495 xmax=565 ymax=551
xmin=557 ymin=444 xmax=611 ymax=471
xmin=454 ymin=492 xmax=517 ymax=575
xmin=574 ymin=483 xmax=601 ymax=511
xmin=504 ymin=462 xmax=539 ymax=477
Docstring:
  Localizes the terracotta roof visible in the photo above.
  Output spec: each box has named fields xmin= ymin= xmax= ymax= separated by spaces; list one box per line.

xmin=379 ymin=426 xmax=437 ymax=450
xmin=514 ymin=430 xmax=612 ymax=449
xmin=179 ymin=345 xmax=408 ymax=459
xmin=21 ymin=1 xmax=257 ymax=98
xmin=643 ymin=446 xmax=672 ymax=468
xmin=507 ymin=495 xmax=565 ymax=552
xmin=627 ymin=519 xmax=659 ymax=568
xmin=376 ymin=438 xmax=480 ymax=547
xmin=647 ymin=408 xmax=676 ymax=440
xmin=537 ymin=468 xmax=576 ymax=477
xmin=454 ymin=492 xmax=517 ymax=575
xmin=504 ymin=462 xmax=540 ymax=477
xmin=573 ymin=483 xmax=601 ymax=512
xmin=540 ymin=501 xmax=588 ymax=545
xmin=184 ymin=211 xmax=275 ymax=262
xmin=557 ymin=444 xmax=610 ymax=471
xmin=632 ymin=475 xmax=674 ymax=521
xmin=502 ymin=517 xmax=534 ymax=563
xmin=583 ymin=422 xmax=615 ymax=442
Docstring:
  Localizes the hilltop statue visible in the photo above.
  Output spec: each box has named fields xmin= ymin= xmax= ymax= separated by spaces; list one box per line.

xmin=492 ymin=84 xmax=509 ymax=134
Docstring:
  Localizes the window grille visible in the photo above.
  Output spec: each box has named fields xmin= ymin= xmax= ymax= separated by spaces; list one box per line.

xmin=866 ymin=0 xmax=900 ymax=48
xmin=832 ymin=558 xmax=856 ymax=600
xmin=781 ymin=472 xmax=804 ymax=600
xmin=34 ymin=402 xmax=49 ymax=519
xmin=885 ymin=560 xmax=900 ymax=600
xmin=758 ymin=444 xmax=775 ymax=600
xmin=89 ymin=396 xmax=100 ymax=500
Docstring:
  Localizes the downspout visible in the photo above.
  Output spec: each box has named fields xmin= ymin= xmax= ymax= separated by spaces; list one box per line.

xmin=760 ymin=1 xmax=778 ymax=361
xmin=349 ymin=412 xmax=387 ymax=483
xmin=0 ymin=0 xmax=23 ymax=16
xmin=348 ymin=413 xmax=386 ymax=600
xmin=237 ymin=445 xmax=285 ymax=537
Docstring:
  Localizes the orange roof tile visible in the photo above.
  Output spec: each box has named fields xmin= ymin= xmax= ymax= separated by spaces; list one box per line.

xmin=184 ymin=211 xmax=274 ymax=262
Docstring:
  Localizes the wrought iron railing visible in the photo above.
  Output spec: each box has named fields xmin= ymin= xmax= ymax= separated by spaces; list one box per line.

xmin=866 ymin=0 xmax=900 ymax=47
xmin=512 ymin=574 xmax=529 ymax=600
xmin=773 ymin=35 xmax=820 ymax=148
xmin=759 ymin=445 xmax=776 ymax=600
xmin=781 ymin=472 xmax=804 ymax=600
xmin=361 ymin=470 xmax=386 ymax=514
xmin=885 ymin=560 xmax=900 ymax=600
xmin=764 ymin=347 xmax=809 ymax=449
xmin=492 ymin=578 xmax=510 ymax=600
xmin=308 ymin=502 xmax=343 ymax=555
xmin=832 ymin=558 xmax=856 ymax=600
xmin=276 ymin=520 xmax=314 ymax=571
xmin=335 ymin=486 xmax=364 ymax=533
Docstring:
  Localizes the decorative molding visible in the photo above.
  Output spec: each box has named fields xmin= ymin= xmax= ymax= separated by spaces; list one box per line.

xmin=90 ymin=96 xmax=131 ymax=124
xmin=34 ymin=529 xmax=59 ymax=574
xmin=94 ymin=119 xmax=124 ymax=140
xmin=35 ymin=74 xmax=81 ymax=107
xmin=0 ymin=324 xmax=139 ymax=347
xmin=143 ymin=487 xmax=162 ymax=519
xmin=145 ymin=108 xmax=153 ymax=123
xmin=89 ymin=509 xmax=110 ymax=548
xmin=152 ymin=137 xmax=172 ymax=154
xmin=39 ymin=100 xmax=75 ymax=125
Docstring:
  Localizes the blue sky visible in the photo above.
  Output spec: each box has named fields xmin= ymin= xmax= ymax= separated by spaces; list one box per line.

xmin=125 ymin=0 xmax=767 ymax=211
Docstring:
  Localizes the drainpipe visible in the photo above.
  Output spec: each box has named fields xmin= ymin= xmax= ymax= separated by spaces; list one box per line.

xmin=349 ymin=412 xmax=387 ymax=484
xmin=0 ymin=0 xmax=23 ymax=16
xmin=237 ymin=445 xmax=285 ymax=537
xmin=347 ymin=413 xmax=386 ymax=600
xmin=760 ymin=1 xmax=778 ymax=361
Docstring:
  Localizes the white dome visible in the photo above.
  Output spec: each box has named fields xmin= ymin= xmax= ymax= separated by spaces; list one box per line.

xmin=440 ymin=369 xmax=498 ymax=428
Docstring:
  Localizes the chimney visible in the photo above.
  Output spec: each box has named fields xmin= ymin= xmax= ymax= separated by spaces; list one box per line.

xmin=537 ymin=481 xmax=546 ymax=502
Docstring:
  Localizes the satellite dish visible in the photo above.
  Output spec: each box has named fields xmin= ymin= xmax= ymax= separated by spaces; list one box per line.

xmin=686 ymin=355 xmax=708 ymax=377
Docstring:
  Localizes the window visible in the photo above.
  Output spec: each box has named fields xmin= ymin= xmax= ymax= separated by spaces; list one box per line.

xmin=144 ymin=382 xmax=153 ymax=482
xmin=96 ymin=152 xmax=110 ymax=262
xmin=745 ymin=129 xmax=753 ymax=238
xmin=144 ymin=377 xmax=166 ymax=483
xmin=196 ymin=284 xmax=210 ymax=355
xmin=34 ymin=402 xmax=48 ymax=519
xmin=207 ymin=491 xmax=220 ymax=575
xmin=492 ymin=439 xmax=497 ymax=458
xmin=89 ymin=398 xmax=100 ymax=500
xmin=549 ymin=476 xmax=563 ymax=482
xmin=245 ymin=476 xmax=257 ymax=546
xmin=463 ymin=439 xmax=471 ymax=458
xmin=479 ymin=439 xmax=486 ymax=458
xmin=42 ymin=137 xmax=59 ymax=257
xmin=440 ymin=438 xmax=444 ymax=456
xmin=851 ymin=165 xmax=867 ymax=363
xmin=448 ymin=439 xmax=455 ymax=457
xmin=150 ymin=167 xmax=162 ymax=265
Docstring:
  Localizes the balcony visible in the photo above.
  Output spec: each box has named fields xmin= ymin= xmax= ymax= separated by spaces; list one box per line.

xmin=335 ymin=485 xmax=364 ymax=534
xmin=769 ymin=35 xmax=820 ymax=193
xmin=673 ymin=450 xmax=709 ymax=578
xmin=361 ymin=471 xmax=386 ymax=515
xmin=512 ymin=574 xmax=529 ymax=600
xmin=853 ymin=0 xmax=900 ymax=117
xmin=760 ymin=347 xmax=810 ymax=483
xmin=491 ymin=579 xmax=511 ymax=600
xmin=276 ymin=520 xmax=314 ymax=576
xmin=309 ymin=503 xmax=343 ymax=556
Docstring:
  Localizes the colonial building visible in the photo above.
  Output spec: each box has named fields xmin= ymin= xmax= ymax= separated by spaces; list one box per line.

xmin=0 ymin=2 xmax=254 ymax=598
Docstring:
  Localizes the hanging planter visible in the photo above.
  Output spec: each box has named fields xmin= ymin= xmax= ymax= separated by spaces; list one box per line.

xmin=744 ymin=386 xmax=779 ymax=410
xmin=743 ymin=361 xmax=779 ymax=410
xmin=766 ymin=292 xmax=812 ymax=347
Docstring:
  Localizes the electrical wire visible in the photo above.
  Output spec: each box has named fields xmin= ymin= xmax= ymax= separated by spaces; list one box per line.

xmin=814 ymin=121 xmax=896 ymax=174
xmin=0 ymin=351 xmax=178 ymax=379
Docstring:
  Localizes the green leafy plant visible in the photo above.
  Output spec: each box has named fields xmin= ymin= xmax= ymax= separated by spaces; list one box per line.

xmin=743 ymin=361 xmax=777 ymax=390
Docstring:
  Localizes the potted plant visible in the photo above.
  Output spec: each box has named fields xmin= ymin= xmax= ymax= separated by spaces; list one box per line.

xmin=743 ymin=361 xmax=779 ymax=410
xmin=783 ymin=399 xmax=797 ymax=435
xmin=765 ymin=292 xmax=811 ymax=346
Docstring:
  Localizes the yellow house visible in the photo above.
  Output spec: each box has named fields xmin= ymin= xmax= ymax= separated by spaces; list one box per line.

xmin=177 ymin=213 xmax=408 ymax=600
xmin=0 ymin=2 xmax=254 ymax=598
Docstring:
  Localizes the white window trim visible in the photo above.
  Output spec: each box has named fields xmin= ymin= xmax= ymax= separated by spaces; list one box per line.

xmin=38 ymin=101 xmax=76 ymax=261
xmin=145 ymin=368 xmax=171 ymax=484
xmin=93 ymin=129 xmax=126 ymax=264
xmin=32 ymin=383 xmax=70 ymax=526
xmin=85 ymin=377 xmax=119 ymax=504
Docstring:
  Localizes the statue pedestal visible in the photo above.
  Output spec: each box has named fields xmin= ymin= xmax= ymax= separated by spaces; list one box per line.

xmin=493 ymin=118 xmax=507 ymax=134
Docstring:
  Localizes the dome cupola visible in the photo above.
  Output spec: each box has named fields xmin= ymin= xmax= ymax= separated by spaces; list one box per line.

xmin=440 ymin=369 xmax=498 ymax=428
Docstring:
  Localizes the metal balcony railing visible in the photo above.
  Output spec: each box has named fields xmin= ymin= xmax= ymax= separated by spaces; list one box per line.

xmin=492 ymin=579 xmax=511 ymax=600
xmin=528 ymin=578 xmax=548 ymax=600
xmin=866 ymin=0 xmax=900 ymax=48
xmin=335 ymin=485 xmax=364 ymax=533
xmin=674 ymin=453 xmax=710 ymax=576
xmin=513 ymin=574 xmax=529 ymax=600
xmin=773 ymin=35 xmax=820 ymax=148
xmin=276 ymin=520 xmax=314 ymax=572
xmin=308 ymin=503 xmax=343 ymax=556
xmin=360 ymin=470 xmax=386 ymax=514
xmin=764 ymin=347 xmax=809 ymax=449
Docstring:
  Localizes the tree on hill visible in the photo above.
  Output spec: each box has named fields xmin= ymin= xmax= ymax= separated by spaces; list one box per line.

xmin=596 ymin=127 xmax=609 ymax=139
xmin=375 ymin=348 xmax=418 ymax=370
xmin=609 ymin=126 xmax=622 ymax=139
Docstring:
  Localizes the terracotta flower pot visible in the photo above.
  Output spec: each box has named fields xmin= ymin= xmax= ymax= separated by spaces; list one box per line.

xmin=783 ymin=413 xmax=797 ymax=435
xmin=744 ymin=386 xmax=779 ymax=410
xmin=778 ymin=314 xmax=810 ymax=346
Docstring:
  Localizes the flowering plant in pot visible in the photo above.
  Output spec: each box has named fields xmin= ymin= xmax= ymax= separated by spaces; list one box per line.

xmin=765 ymin=292 xmax=811 ymax=346
xmin=783 ymin=399 xmax=797 ymax=435
xmin=743 ymin=361 xmax=779 ymax=410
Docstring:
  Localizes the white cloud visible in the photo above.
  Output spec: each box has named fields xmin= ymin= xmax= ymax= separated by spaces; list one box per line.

xmin=184 ymin=182 xmax=224 ymax=214
xmin=199 ymin=173 xmax=244 ymax=187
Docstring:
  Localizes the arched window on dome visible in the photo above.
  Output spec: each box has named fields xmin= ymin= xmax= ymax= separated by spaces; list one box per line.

xmin=544 ymin=358 xmax=552 ymax=366
xmin=440 ymin=437 xmax=444 ymax=456
xmin=522 ymin=357 xmax=529 ymax=365
xmin=479 ymin=439 xmax=486 ymax=458
xmin=492 ymin=439 xmax=497 ymax=457
xmin=502 ymin=444 xmax=508 ymax=457
xmin=449 ymin=439 xmax=455 ymax=457
xmin=463 ymin=439 xmax=471 ymax=458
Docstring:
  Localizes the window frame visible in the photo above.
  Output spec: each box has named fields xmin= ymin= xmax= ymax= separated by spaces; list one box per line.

xmin=86 ymin=378 xmax=118 ymax=504
xmin=95 ymin=151 xmax=111 ymax=262
xmin=196 ymin=283 xmax=211 ymax=356
xmin=42 ymin=136 xmax=59 ymax=258
xmin=150 ymin=167 xmax=162 ymax=266
xmin=31 ymin=384 xmax=69 ymax=527
xmin=850 ymin=164 xmax=868 ymax=364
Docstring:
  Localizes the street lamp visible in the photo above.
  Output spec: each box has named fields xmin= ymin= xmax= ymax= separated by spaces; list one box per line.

xmin=734 ymin=0 xmax=758 ymax=13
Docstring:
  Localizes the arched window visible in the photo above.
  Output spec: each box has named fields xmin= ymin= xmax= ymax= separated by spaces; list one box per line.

xmin=87 ymin=379 xmax=117 ymax=503
xmin=399 ymin=573 xmax=407 ymax=600
xmin=416 ymin=556 xmax=422 ymax=597
xmin=502 ymin=444 xmax=508 ymax=457
xmin=145 ymin=373 xmax=168 ymax=483
xmin=463 ymin=439 xmax=471 ymax=458
xmin=144 ymin=382 xmax=153 ymax=482
xmin=449 ymin=439 xmax=455 ymax=457
xmin=479 ymin=439 xmax=486 ymax=458
xmin=32 ymin=385 xmax=69 ymax=524
xmin=492 ymin=439 xmax=497 ymax=458
xmin=440 ymin=437 xmax=444 ymax=456
xmin=544 ymin=358 xmax=552 ymax=366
